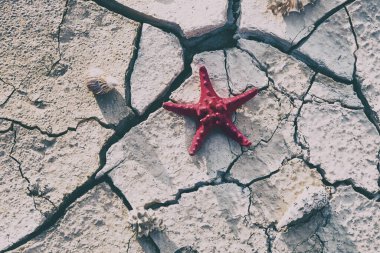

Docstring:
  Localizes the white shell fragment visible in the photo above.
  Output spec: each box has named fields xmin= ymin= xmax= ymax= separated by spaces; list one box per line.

xmin=127 ymin=208 xmax=165 ymax=238
xmin=267 ymin=0 xmax=316 ymax=16
xmin=85 ymin=67 xmax=118 ymax=95
xmin=277 ymin=186 xmax=330 ymax=229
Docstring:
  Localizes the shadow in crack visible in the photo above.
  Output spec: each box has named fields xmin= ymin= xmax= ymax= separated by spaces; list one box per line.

xmin=137 ymin=235 xmax=161 ymax=253
xmin=117 ymin=110 xmax=224 ymax=189
xmin=149 ymin=231 xmax=179 ymax=252
xmin=212 ymin=185 xmax=247 ymax=240
xmin=119 ymin=126 xmax=175 ymax=188
xmin=278 ymin=209 xmax=329 ymax=252
xmin=184 ymin=117 xmax=217 ymax=175
xmin=94 ymin=89 xmax=129 ymax=124
xmin=278 ymin=205 xmax=356 ymax=253
xmin=105 ymin=108 xmax=240 ymax=209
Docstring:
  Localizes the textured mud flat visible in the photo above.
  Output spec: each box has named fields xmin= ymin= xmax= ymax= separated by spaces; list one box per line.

xmin=0 ymin=0 xmax=379 ymax=252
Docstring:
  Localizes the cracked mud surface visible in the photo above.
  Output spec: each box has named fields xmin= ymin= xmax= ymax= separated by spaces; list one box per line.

xmin=1 ymin=0 xmax=379 ymax=252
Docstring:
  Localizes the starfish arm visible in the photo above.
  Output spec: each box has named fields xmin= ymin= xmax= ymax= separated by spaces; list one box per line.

xmin=224 ymin=87 xmax=259 ymax=112
xmin=220 ymin=118 xmax=251 ymax=147
xmin=188 ymin=123 xmax=211 ymax=155
xmin=199 ymin=66 xmax=218 ymax=99
xmin=162 ymin=102 xmax=197 ymax=117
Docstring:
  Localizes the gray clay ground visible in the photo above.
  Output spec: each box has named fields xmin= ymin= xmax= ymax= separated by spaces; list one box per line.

xmin=0 ymin=0 xmax=379 ymax=252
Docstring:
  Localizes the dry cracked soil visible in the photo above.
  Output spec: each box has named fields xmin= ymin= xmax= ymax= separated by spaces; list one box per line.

xmin=0 ymin=0 xmax=379 ymax=252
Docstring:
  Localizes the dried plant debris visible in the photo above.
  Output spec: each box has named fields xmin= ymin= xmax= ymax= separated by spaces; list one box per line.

xmin=175 ymin=246 xmax=199 ymax=253
xmin=85 ymin=67 xmax=118 ymax=95
xmin=277 ymin=186 xmax=330 ymax=229
xmin=268 ymin=0 xmax=317 ymax=16
xmin=127 ymin=208 xmax=165 ymax=237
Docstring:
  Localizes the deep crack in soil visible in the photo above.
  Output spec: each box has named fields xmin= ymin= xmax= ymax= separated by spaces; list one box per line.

xmin=4 ymin=0 xmax=379 ymax=252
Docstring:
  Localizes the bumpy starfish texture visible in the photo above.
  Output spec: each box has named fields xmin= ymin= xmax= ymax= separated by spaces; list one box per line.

xmin=163 ymin=66 xmax=259 ymax=155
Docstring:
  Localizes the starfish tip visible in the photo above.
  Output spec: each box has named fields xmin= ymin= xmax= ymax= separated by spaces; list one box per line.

xmin=199 ymin=66 xmax=207 ymax=72
xmin=243 ymin=141 xmax=252 ymax=147
xmin=162 ymin=102 xmax=173 ymax=110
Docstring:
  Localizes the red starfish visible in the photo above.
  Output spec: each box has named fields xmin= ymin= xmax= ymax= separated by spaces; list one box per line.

xmin=163 ymin=66 xmax=259 ymax=155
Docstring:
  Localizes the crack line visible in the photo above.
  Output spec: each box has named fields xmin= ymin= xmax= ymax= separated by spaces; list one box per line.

xmin=345 ymin=6 xmax=380 ymax=134
xmin=303 ymin=97 xmax=363 ymax=110
xmin=2 ymin=174 xmax=107 ymax=252
xmin=0 ymin=116 xmax=117 ymax=138
xmin=93 ymin=0 xmax=238 ymax=53
xmin=293 ymin=72 xmax=317 ymax=151
xmin=125 ymin=23 xmax=143 ymax=113
xmin=288 ymin=0 xmax=356 ymax=52
xmin=0 ymin=77 xmax=16 ymax=107
xmin=237 ymin=0 xmax=357 ymax=85
xmin=292 ymin=71 xmax=379 ymax=201
xmin=47 ymin=0 xmax=69 ymax=76
xmin=5 ymin=1 xmax=372 ymax=252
